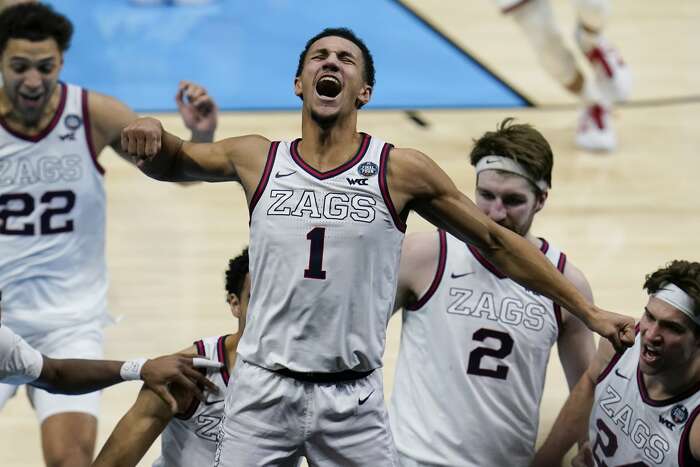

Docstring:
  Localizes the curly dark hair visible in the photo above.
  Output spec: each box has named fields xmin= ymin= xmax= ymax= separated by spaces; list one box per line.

xmin=644 ymin=260 xmax=700 ymax=316
xmin=0 ymin=3 xmax=73 ymax=55
xmin=225 ymin=248 xmax=249 ymax=297
xmin=469 ymin=118 xmax=554 ymax=193
xmin=295 ymin=27 xmax=375 ymax=108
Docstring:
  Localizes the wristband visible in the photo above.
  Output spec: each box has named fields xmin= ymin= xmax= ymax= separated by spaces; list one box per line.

xmin=120 ymin=358 xmax=148 ymax=381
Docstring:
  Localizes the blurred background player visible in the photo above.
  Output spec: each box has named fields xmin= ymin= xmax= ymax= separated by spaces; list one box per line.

xmin=498 ymin=0 xmax=631 ymax=151
xmin=389 ymin=119 xmax=595 ymax=466
xmin=533 ymin=260 xmax=700 ymax=467
xmin=0 ymin=3 xmax=217 ymax=466
xmin=93 ymin=249 xmax=251 ymax=467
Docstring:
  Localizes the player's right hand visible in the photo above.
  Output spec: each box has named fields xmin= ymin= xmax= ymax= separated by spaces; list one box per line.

xmin=140 ymin=353 xmax=222 ymax=414
xmin=121 ymin=117 xmax=164 ymax=163
xmin=571 ymin=441 xmax=594 ymax=467
xmin=586 ymin=307 xmax=635 ymax=353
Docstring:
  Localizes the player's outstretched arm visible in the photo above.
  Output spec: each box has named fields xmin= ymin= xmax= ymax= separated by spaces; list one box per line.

xmin=388 ymin=148 xmax=634 ymax=351
xmin=530 ymin=339 xmax=616 ymax=467
xmin=121 ymin=117 xmax=271 ymax=185
xmin=92 ymin=385 xmax=176 ymax=467
xmin=34 ymin=353 xmax=221 ymax=400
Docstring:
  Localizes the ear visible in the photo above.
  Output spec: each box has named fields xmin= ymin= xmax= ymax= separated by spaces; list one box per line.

xmin=533 ymin=190 xmax=548 ymax=214
xmin=356 ymin=84 xmax=372 ymax=108
xmin=294 ymin=76 xmax=303 ymax=98
xmin=227 ymin=293 xmax=241 ymax=319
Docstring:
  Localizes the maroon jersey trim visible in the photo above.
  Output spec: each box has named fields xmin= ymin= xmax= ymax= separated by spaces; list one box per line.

xmin=289 ymin=132 xmax=370 ymax=180
xmin=407 ymin=230 xmax=447 ymax=311
xmin=81 ymin=89 xmax=105 ymax=175
xmin=248 ymin=141 xmax=279 ymax=218
xmin=378 ymin=143 xmax=407 ymax=232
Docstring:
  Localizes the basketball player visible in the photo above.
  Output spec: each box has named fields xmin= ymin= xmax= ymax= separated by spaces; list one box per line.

xmin=92 ymin=249 xmax=254 ymax=467
xmin=532 ymin=260 xmax=700 ymax=467
xmin=0 ymin=291 xmax=221 ymax=407
xmin=498 ymin=0 xmax=631 ymax=151
xmin=121 ymin=27 xmax=634 ymax=466
xmin=389 ymin=119 xmax=595 ymax=466
xmin=0 ymin=4 xmax=217 ymax=466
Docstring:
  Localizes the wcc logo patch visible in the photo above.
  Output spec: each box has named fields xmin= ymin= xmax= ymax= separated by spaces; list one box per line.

xmin=64 ymin=114 xmax=82 ymax=130
xmin=671 ymin=404 xmax=689 ymax=424
xmin=357 ymin=161 xmax=378 ymax=177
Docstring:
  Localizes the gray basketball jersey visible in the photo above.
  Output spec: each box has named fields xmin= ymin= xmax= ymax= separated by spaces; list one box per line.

xmin=0 ymin=83 xmax=107 ymax=335
xmin=153 ymin=335 xmax=230 ymax=467
xmin=239 ymin=134 xmax=405 ymax=372
xmin=590 ymin=332 xmax=700 ymax=466
xmin=390 ymin=231 xmax=565 ymax=466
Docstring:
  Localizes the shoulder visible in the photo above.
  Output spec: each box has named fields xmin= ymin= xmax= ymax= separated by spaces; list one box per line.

xmin=402 ymin=230 xmax=443 ymax=265
xmin=85 ymin=90 xmax=137 ymax=132
xmin=215 ymin=134 xmax=272 ymax=160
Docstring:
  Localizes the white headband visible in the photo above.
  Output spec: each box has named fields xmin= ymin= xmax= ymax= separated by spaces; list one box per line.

xmin=475 ymin=155 xmax=550 ymax=192
xmin=654 ymin=282 xmax=699 ymax=325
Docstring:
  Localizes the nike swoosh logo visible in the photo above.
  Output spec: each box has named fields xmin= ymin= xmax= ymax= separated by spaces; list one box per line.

xmin=275 ymin=170 xmax=296 ymax=178
xmin=204 ymin=399 xmax=225 ymax=405
xmin=358 ymin=390 xmax=374 ymax=405
xmin=484 ymin=159 xmax=498 ymax=164
xmin=614 ymin=369 xmax=629 ymax=380
xmin=451 ymin=272 xmax=474 ymax=279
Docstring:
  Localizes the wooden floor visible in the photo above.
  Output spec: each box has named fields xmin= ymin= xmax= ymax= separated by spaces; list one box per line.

xmin=1 ymin=0 xmax=699 ymax=465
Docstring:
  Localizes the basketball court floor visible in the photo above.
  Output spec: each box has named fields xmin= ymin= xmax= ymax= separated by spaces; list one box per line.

xmin=1 ymin=0 xmax=698 ymax=465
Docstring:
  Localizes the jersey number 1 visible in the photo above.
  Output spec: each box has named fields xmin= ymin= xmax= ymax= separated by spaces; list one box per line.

xmin=304 ymin=227 xmax=327 ymax=280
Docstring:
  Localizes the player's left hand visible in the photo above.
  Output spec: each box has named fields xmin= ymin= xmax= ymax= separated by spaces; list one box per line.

xmin=587 ymin=307 xmax=635 ymax=353
xmin=571 ymin=441 xmax=594 ymax=467
xmin=176 ymin=80 xmax=218 ymax=140
xmin=140 ymin=353 xmax=222 ymax=413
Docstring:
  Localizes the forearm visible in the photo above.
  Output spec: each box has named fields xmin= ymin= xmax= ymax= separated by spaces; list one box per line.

xmin=487 ymin=227 xmax=594 ymax=323
xmin=532 ymin=375 xmax=595 ymax=467
xmin=93 ymin=393 xmax=171 ymax=467
xmin=34 ymin=358 xmax=124 ymax=394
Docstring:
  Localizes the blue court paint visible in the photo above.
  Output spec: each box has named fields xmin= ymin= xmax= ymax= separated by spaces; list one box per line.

xmin=51 ymin=0 xmax=526 ymax=111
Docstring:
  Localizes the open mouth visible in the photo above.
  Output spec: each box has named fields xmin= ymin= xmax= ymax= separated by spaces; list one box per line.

xmin=18 ymin=92 xmax=44 ymax=107
xmin=315 ymin=75 xmax=342 ymax=99
xmin=642 ymin=344 xmax=661 ymax=364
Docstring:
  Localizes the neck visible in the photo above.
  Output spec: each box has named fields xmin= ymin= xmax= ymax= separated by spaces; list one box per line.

xmin=0 ymin=83 xmax=62 ymax=136
xmin=644 ymin=357 xmax=700 ymax=399
xmin=225 ymin=323 xmax=244 ymax=369
xmin=299 ymin=107 xmax=360 ymax=168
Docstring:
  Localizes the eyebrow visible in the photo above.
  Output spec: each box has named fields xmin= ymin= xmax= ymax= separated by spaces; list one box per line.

xmin=644 ymin=306 xmax=687 ymax=329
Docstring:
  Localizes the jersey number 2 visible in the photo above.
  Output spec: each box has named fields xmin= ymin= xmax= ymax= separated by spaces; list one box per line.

xmin=304 ymin=227 xmax=327 ymax=280
xmin=0 ymin=190 xmax=76 ymax=236
xmin=466 ymin=328 xmax=514 ymax=380
xmin=592 ymin=418 xmax=649 ymax=467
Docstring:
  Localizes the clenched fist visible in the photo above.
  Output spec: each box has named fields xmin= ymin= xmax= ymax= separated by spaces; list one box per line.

xmin=121 ymin=117 xmax=164 ymax=163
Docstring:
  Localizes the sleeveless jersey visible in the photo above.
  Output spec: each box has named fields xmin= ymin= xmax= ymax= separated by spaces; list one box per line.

xmin=389 ymin=231 xmax=565 ymax=466
xmin=0 ymin=83 xmax=107 ymax=335
xmin=590 ymin=333 xmax=700 ymax=466
xmin=153 ymin=335 xmax=231 ymax=467
xmin=239 ymin=133 xmax=405 ymax=372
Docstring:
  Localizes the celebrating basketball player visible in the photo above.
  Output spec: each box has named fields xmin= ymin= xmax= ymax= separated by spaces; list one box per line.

xmin=121 ymin=27 xmax=634 ymax=465
xmin=389 ymin=118 xmax=595 ymax=466
xmin=533 ymin=260 xmax=700 ymax=467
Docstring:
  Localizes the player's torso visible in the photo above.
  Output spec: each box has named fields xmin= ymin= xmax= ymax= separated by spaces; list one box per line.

xmin=590 ymin=334 xmax=700 ymax=467
xmin=240 ymin=133 xmax=405 ymax=372
xmin=0 ymin=83 xmax=107 ymax=332
xmin=390 ymin=231 xmax=563 ymax=466
xmin=155 ymin=335 xmax=231 ymax=467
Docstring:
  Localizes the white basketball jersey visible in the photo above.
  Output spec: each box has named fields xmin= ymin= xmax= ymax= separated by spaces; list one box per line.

xmin=590 ymin=332 xmax=700 ymax=466
xmin=239 ymin=133 xmax=405 ymax=372
xmin=0 ymin=83 xmax=107 ymax=335
xmin=390 ymin=231 xmax=565 ymax=466
xmin=153 ymin=335 xmax=230 ymax=467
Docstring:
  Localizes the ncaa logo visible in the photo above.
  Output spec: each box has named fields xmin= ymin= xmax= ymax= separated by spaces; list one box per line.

xmin=357 ymin=161 xmax=378 ymax=177
xmin=671 ymin=404 xmax=689 ymax=424
xmin=64 ymin=114 xmax=82 ymax=130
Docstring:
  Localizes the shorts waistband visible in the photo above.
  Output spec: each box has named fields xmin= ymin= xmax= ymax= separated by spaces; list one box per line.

xmin=273 ymin=367 xmax=374 ymax=383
